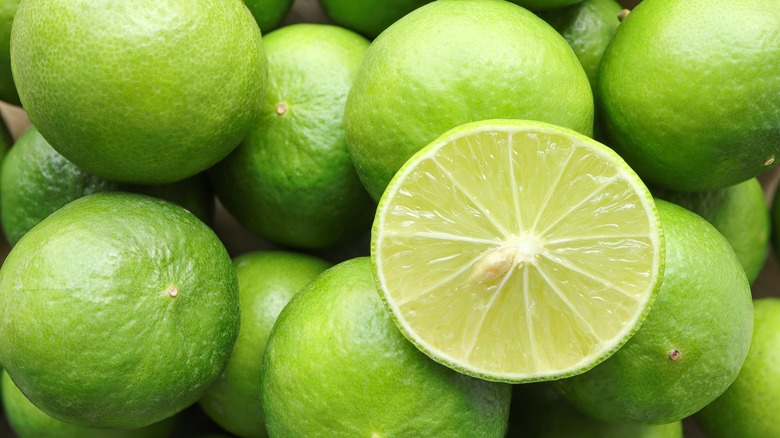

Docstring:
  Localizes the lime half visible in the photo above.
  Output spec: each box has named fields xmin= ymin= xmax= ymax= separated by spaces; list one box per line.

xmin=371 ymin=119 xmax=664 ymax=383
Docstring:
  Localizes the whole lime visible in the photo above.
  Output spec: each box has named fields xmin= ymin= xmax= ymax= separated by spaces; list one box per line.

xmin=345 ymin=0 xmax=593 ymax=200
xmin=557 ymin=199 xmax=753 ymax=424
xmin=210 ymin=24 xmax=375 ymax=249
xmin=0 ymin=126 xmax=214 ymax=246
xmin=260 ymin=257 xmax=512 ymax=436
xmin=244 ymin=0 xmax=293 ymax=32
xmin=10 ymin=0 xmax=267 ymax=184
xmin=0 ymin=0 xmax=19 ymax=105
xmin=696 ymin=298 xmax=780 ymax=438
xmin=656 ymin=178 xmax=769 ymax=284
xmin=200 ymin=251 xmax=331 ymax=438
xmin=318 ymin=0 xmax=433 ymax=38
xmin=2 ymin=370 xmax=178 ymax=438
xmin=598 ymin=0 xmax=780 ymax=191
xmin=0 ymin=192 xmax=240 ymax=429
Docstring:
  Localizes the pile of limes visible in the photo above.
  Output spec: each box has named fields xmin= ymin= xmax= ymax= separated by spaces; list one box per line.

xmin=0 ymin=0 xmax=778 ymax=437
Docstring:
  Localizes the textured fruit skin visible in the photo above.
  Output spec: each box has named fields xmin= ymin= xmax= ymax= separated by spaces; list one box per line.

xmin=318 ymin=0 xmax=433 ymax=38
xmin=199 ymin=251 xmax=331 ymax=438
xmin=0 ymin=0 xmax=20 ymax=105
xmin=537 ymin=0 xmax=621 ymax=90
xmin=10 ymin=0 xmax=268 ymax=184
xmin=260 ymin=257 xmax=511 ymax=437
xmin=244 ymin=0 xmax=293 ymax=32
xmin=1 ymin=371 xmax=177 ymax=438
xmin=345 ymin=0 xmax=593 ymax=200
xmin=0 ymin=193 xmax=240 ymax=429
xmin=0 ymin=126 xmax=214 ymax=246
xmin=696 ymin=298 xmax=780 ymax=438
xmin=655 ymin=178 xmax=769 ymax=284
xmin=211 ymin=24 xmax=374 ymax=249
xmin=557 ymin=200 xmax=753 ymax=424
xmin=598 ymin=0 xmax=780 ymax=191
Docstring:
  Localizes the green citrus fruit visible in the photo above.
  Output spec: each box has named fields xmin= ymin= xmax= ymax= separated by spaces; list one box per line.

xmin=0 ymin=126 xmax=214 ymax=246
xmin=598 ymin=0 xmax=780 ymax=191
xmin=537 ymin=0 xmax=621 ymax=90
xmin=199 ymin=251 xmax=331 ymax=438
xmin=10 ymin=0 xmax=267 ymax=184
xmin=210 ymin=24 xmax=374 ymax=249
xmin=536 ymin=0 xmax=622 ymax=140
xmin=345 ymin=0 xmax=594 ymax=200
xmin=655 ymin=178 xmax=769 ymax=284
xmin=696 ymin=298 xmax=780 ymax=438
xmin=557 ymin=199 xmax=753 ymax=424
xmin=372 ymin=119 xmax=664 ymax=382
xmin=0 ymin=192 xmax=240 ymax=429
xmin=0 ymin=0 xmax=19 ymax=105
xmin=509 ymin=0 xmax=584 ymax=12
xmin=1 ymin=370 xmax=177 ymax=438
xmin=260 ymin=257 xmax=512 ymax=437
xmin=508 ymin=383 xmax=683 ymax=438
xmin=244 ymin=0 xmax=293 ymax=32
xmin=318 ymin=0 xmax=433 ymax=38
xmin=0 ymin=111 xmax=10 ymax=154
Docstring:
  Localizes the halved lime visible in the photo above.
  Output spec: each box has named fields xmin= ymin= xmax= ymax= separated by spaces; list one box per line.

xmin=371 ymin=119 xmax=665 ymax=383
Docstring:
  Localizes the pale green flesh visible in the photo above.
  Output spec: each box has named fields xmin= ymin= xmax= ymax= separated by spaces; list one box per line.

xmin=374 ymin=124 xmax=662 ymax=380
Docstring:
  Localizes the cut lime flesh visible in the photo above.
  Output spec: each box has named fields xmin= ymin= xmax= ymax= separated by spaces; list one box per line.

xmin=371 ymin=119 xmax=664 ymax=383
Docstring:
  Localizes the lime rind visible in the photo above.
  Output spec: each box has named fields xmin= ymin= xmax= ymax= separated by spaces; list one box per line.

xmin=371 ymin=119 xmax=664 ymax=383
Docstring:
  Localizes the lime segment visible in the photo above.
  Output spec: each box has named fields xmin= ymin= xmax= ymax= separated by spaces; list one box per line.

xmin=372 ymin=119 xmax=664 ymax=382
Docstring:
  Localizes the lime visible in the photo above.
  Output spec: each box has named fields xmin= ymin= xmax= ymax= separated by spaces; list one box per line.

xmin=598 ymin=0 xmax=780 ymax=191
xmin=509 ymin=0 xmax=584 ymax=12
xmin=557 ymin=199 xmax=753 ymax=424
xmin=200 ymin=251 xmax=331 ymax=438
xmin=0 ymin=192 xmax=239 ymax=429
xmin=0 ymin=126 xmax=214 ymax=246
xmin=0 ymin=0 xmax=19 ymax=105
xmin=0 ymin=111 xmax=10 ymax=154
xmin=345 ymin=0 xmax=593 ymax=200
xmin=318 ymin=0 xmax=433 ymax=38
xmin=372 ymin=119 xmax=663 ymax=382
xmin=2 ymin=370 xmax=177 ymax=438
xmin=655 ymin=178 xmax=769 ymax=284
xmin=508 ymin=383 xmax=683 ymax=438
xmin=537 ymin=0 xmax=621 ymax=91
xmin=696 ymin=298 xmax=780 ymax=438
xmin=11 ymin=0 xmax=267 ymax=184
xmin=770 ymin=183 xmax=780 ymax=260
xmin=210 ymin=24 xmax=374 ymax=249
xmin=260 ymin=257 xmax=511 ymax=437
xmin=244 ymin=0 xmax=293 ymax=32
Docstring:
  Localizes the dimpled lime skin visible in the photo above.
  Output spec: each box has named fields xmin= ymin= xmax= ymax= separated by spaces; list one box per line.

xmin=261 ymin=257 xmax=512 ymax=437
xmin=345 ymin=0 xmax=593 ymax=200
xmin=0 ymin=192 xmax=240 ymax=429
xmin=10 ymin=0 xmax=268 ymax=184
xmin=0 ymin=126 xmax=214 ymax=246
xmin=211 ymin=24 xmax=374 ymax=249
xmin=598 ymin=0 xmax=780 ymax=191
xmin=244 ymin=0 xmax=293 ymax=33
xmin=0 ymin=0 xmax=20 ymax=105
xmin=557 ymin=200 xmax=753 ymax=424
xmin=200 ymin=251 xmax=331 ymax=438
xmin=655 ymin=178 xmax=769 ymax=284
xmin=2 ymin=371 xmax=177 ymax=438
xmin=318 ymin=0 xmax=433 ymax=39
xmin=696 ymin=299 xmax=780 ymax=438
